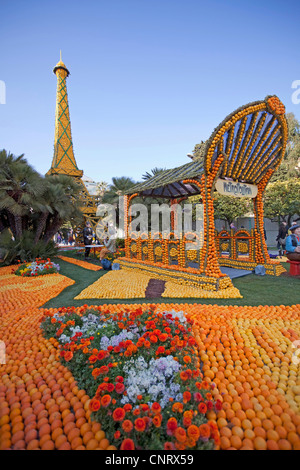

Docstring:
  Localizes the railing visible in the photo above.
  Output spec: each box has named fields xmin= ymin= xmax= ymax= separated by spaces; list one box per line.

xmin=215 ymin=229 xmax=255 ymax=262
xmin=127 ymin=232 xmax=204 ymax=269
xmin=127 ymin=229 xmax=256 ymax=268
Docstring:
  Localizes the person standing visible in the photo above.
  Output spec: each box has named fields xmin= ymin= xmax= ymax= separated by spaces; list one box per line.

xmin=285 ymin=224 xmax=300 ymax=262
xmin=276 ymin=221 xmax=288 ymax=257
xmin=83 ymin=221 xmax=93 ymax=260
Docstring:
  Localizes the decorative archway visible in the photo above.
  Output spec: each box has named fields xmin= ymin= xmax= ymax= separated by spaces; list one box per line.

xmin=117 ymin=96 xmax=288 ymax=292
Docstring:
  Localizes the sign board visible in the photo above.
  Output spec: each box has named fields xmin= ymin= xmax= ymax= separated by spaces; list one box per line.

xmin=215 ymin=178 xmax=258 ymax=198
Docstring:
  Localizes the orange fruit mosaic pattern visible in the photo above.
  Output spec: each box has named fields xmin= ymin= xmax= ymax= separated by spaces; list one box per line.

xmin=0 ymin=265 xmax=299 ymax=450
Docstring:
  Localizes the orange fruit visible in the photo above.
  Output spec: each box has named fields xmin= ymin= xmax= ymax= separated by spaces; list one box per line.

xmin=278 ymin=439 xmax=292 ymax=450
xmin=26 ymin=439 xmax=39 ymax=450
xmin=70 ymin=436 xmax=83 ymax=450
xmin=220 ymin=436 xmax=231 ymax=450
xmin=55 ymin=434 xmax=67 ymax=449
xmin=253 ymin=436 xmax=267 ymax=450
xmin=99 ymin=438 xmax=110 ymax=450
xmin=230 ymin=435 xmax=242 ymax=450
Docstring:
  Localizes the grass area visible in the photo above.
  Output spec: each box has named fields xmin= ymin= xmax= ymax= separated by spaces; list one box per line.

xmin=42 ymin=256 xmax=300 ymax=309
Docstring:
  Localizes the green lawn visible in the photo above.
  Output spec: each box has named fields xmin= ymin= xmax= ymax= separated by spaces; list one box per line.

xmin=42 ymin=256 xmax=300 ymax=309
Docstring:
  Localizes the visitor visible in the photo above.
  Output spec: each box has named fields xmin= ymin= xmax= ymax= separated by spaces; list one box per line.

xmin=276 ymin=221 xmax=288 ymax=257
xmin=68 ymin=229 xmax=75 ymax=245
xmin=99 ymin=224 xmax=117 ymax=260
xmin=230 ymin=223 xmax=236 ymax=231
xmin=285 ymin=224 xmax=300 ymax=262
xmin=83 ymin=221 xmax=94 ymax=260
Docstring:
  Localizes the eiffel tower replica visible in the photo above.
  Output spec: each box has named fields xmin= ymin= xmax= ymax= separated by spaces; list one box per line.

xmin=47 ymin=53 xmax=100 ymax=239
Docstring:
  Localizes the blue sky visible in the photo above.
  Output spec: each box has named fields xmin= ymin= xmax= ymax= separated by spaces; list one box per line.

xmin=1 ymin=0 xmax=300 ymax=185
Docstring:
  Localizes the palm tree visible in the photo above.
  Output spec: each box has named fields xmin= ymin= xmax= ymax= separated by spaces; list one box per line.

xmin=40 ymin=175 xmax=83 ymax=243
xmin=102 ymin=176 xmax=136 ymax=205
xmin=0 ymin=149 xmax=44 ymax=238
xmin=142 ymin=167 xmax=166 ymax=180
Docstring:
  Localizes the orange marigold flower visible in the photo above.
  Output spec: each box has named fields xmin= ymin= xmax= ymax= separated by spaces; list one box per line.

xmin=183 ymin=416 xmax=192 ymax=427
xmin=199 ymin=423 xmax=211 ymax=439
xmin=187 ymin=424 xmax=200 ymax=441
xmin=89 ymin=398 xmax=101 ymax=412
xmin=175 ymin=442 xmax=186 ymax=450
xmin=164 ymin=442 xmax=175 ymax=450
xmin=89 ymin=354 xmax=98 ymax=363
xmin=159 ymin=333 xmax=168 ymax=342
xmin=172 ymin=402 xmax=183 ymax=413
xmin=64 ymin=351 xmax=73 ymax=362
xmin=122 ymin=420 xmax=133 ymax=433
xmin=180 ymin=371 xmax=189 ymax=381
xmin=120 ymin=438 xmax=135 ymax=450
xmin=134 ymin=417 xmax=146 ymax=432
xmin=101 ymin=394 xmax=112 ymax=408
xmin=183 ymin=391 xmax=191 ymax=403
xmin=174 ymin=426 xmax=187 ymax=443
xmin=150 ymin=335 xmax=158 ymax=343
xmin=123 ymin=404 xmax=132 ymax=412
xmin=151 ymin=402 xmax=161 ymax=415
xmin=112 ymin=407 xmax=126 ymax=422
xmin=99 ymin=365 xmax=109 ymax=374
xmin=183 ymin=355 xmax=191 ymax=364
xmin=152 ymin=414 xmax=162 ymax=428
xmin=115 ymin=382 xmax=125 ymax=394
xmin=166 ymin=417 xmax=178 ymax=433
xmin=198 ymin=402 xmax=207 ymax=414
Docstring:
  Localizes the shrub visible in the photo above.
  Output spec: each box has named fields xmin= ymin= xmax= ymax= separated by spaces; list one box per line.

xmin=0 ymin=229 xmax=58 ymax=266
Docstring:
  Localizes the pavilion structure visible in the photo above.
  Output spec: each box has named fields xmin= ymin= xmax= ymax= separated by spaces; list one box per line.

xmin=46 ymin=53 xmax=99 ymax=237
xmin=117 ymin=96 xmax=288 ymax=292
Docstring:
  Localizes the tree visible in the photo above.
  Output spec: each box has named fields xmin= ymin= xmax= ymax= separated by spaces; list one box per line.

xmin=263 ymin=178 xmax=300 ymax=226
xmin=142 ymin=167 xmax=166 ymax=180
xmin=212 ymin=193 xmax=250 ymax=228
xmin=35 ymin=175 xmax=83 ymax=244
xmin=102 ymin=176 xmax=136 ymax=205
xmin=189 ymin=141 xmax=207 ymax=163
xmin=0 ymin=150 xmax=84 ymax=257
xmin=0 ymin=149 xmax=44 ymax=238
xmin=270 ymin=112 xmax=300 ymax=182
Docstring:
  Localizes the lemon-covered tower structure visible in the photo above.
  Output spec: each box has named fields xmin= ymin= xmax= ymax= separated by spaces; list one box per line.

xmin=47 ymin=53 xmax=99 ymax=237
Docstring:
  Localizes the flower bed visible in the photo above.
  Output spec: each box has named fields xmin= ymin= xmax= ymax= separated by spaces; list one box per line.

xmin=40 ymin=305 xmax=221 ymax=450
xmin=14 ymin=258 xmax=60 ymax=277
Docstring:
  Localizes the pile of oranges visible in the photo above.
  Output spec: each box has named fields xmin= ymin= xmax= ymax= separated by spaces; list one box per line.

xmin=185 ymin=303 xmax=300 ymax=450
xmin=0 ymin=263 xmax=299 ymax=451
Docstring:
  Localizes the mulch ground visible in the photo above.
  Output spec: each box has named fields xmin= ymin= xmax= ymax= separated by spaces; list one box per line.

xmin=145 ymin=279 xmax=166 ymax=298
